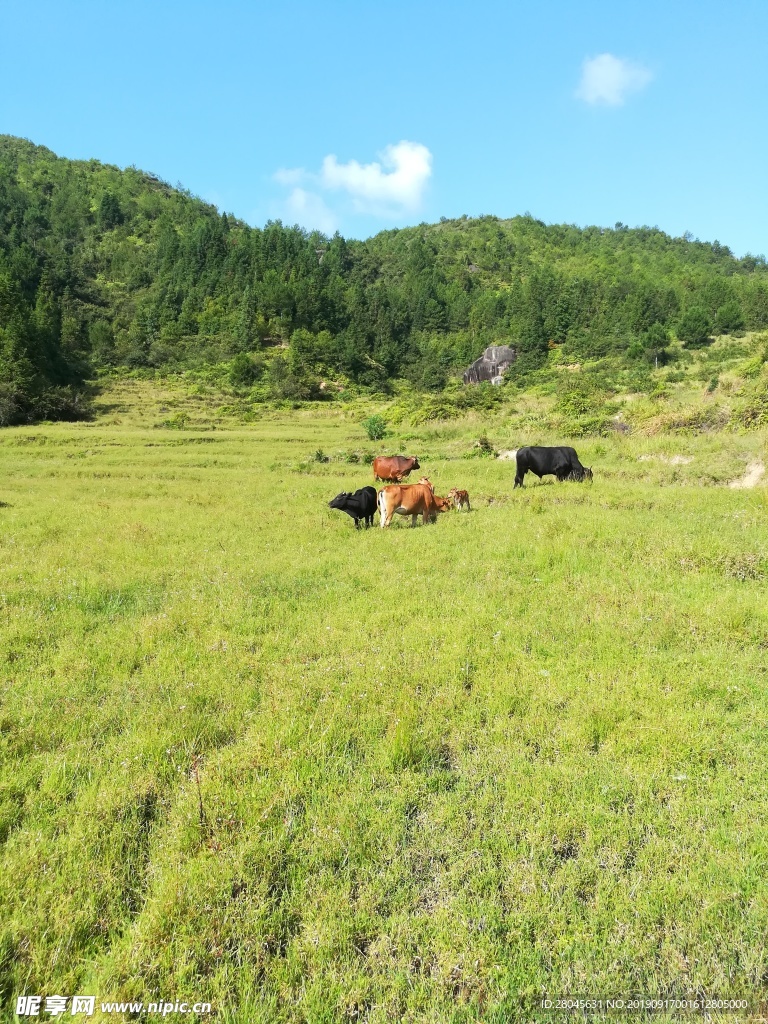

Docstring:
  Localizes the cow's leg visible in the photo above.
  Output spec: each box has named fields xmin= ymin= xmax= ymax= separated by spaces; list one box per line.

xmin=354 ymin=518 xmax=361 ymax=529
xmin=514 ymin=469 xmax=525 ymax=488
xmin=466 ymin=498 xmax=471 ymax=511
xmin=412 ymin=514 xmax=418 ymax=527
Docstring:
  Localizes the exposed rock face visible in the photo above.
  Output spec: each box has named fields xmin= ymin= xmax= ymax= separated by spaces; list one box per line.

xmin=462 ymin=345 xmax=517 ymax=385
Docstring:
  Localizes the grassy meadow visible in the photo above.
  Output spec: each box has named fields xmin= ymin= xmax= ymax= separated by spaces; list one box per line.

xmin=1 ymin=382 xmax=768 ymax=1022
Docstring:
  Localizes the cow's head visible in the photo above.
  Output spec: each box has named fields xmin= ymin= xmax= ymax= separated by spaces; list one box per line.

xmin=584 ymin=467 xmax=593 ymax=482
xmin=328 ymin=492 xmax=350 ymax=510
xmin=417 ymin=477 xmax=434 ymax=492
xmin=410 ymin=457 xmax=421 ymax=470
xmin=433 ymin=495 xmax=452 ymax=512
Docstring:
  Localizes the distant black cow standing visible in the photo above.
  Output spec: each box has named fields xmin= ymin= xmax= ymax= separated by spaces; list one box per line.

xmin=328 ymin=486 xmax=378 ymax=528
xmin=514 ymin=446 xmax=593 ymax=488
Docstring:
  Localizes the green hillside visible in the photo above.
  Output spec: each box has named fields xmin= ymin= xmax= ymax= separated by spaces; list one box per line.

xmin=1 ymin=133 xmax=768 ymax=424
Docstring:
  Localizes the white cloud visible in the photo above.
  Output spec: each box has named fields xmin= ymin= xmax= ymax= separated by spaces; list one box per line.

xmin=284 ymin=187 xmax=338 ymax=235
xmin=319 ymin=141 xmax=432 ymax=212
xmin=273 ymin=141 xmax=433 ymax=229
xmin=576 ymin=53 xmax=653 ymax=106
xmin=273 ymin=167 xmax=306 ymax=186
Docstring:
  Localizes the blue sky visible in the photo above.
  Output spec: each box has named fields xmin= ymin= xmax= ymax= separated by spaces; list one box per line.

xmin=1 ymin=0 xmax=766 ymax=255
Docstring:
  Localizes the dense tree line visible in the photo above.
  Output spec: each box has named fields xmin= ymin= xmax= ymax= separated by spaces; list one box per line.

xmin=1 ymin=134 xmax=767 ymax=421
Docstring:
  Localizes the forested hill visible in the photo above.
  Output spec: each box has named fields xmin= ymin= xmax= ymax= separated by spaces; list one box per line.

xmin=1 ymin=133 xmax=767 ymax=422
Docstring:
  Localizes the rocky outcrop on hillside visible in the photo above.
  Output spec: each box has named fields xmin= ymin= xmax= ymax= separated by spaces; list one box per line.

xmin=463 ymin=345 xmax=517 ymax=385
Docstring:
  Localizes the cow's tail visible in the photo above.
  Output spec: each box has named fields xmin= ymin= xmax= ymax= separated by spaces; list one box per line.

xmin=377 ymin=489 xmax=388 ymax=528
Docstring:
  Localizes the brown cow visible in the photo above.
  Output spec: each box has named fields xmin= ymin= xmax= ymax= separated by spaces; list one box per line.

xmin=378 ymin=483 xmax=451 ymax=527
xmin=372 ymin=455 xmax=420 ymax=483
xmin=448 ymin=488 xmax=471 ymax=511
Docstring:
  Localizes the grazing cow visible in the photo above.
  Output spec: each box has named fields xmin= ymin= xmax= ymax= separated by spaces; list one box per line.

xmin=328 ymin=486 xmax=378 ymax=529
xmin=513 ymin=446 xmax=593 ymax=488
xmin=448 ymin=488 xmax=471 ymax=511
xmin=378 ymin=483 xmax=450 ymax=528
xmin=372 ymin=455 xmax=420 ymax=483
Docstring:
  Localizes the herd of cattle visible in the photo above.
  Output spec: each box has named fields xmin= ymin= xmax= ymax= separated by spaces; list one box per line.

xmin=329 ymin=447 xmax=593 ymax=529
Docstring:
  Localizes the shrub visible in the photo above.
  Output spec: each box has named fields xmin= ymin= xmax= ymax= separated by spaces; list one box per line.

xmin=503 ymin=349 xmax=549 ymax=385
xmin=229 ymin=352 xmax=263 ymax=387
xmin=567 ymin=415 xmax=611 ymax=437
xmin=556 ymin=378 xmax=608 ymax=418
xmin=643 ymin=322 xmax=670 ymax=349
xmin=0 ymin=383 xmax=24 ymax=426
xmin=453 ymin=381 xmax=505 ymax=411
xmin=627 ymin=341 xmax=645 ymax=360
xmin=34 ymin=387 xmax=92 ymax=423
xmin=362 ymin=414 xmax=387 ymax=440
xmin=714 ymin=300 xmax=745 ymax=336
xmin=640 ymin=322 xmax=671 ymax=365
xmin=475 ymin=434 xmax=496 ymax=457
xmin=268 ymin=353 xmax=323 ymax=401
xmin=677 ymin=307 xmax=712 ymax=347
xmin=161 ymin=412 xmax=189 ymax=429
xmin=737 ymin=369 xmax=768 ymax=428
xmin=0 ymin=383 xmax=92 ymax=425
xmin=622 ymin=365 xmax=655 ymax=393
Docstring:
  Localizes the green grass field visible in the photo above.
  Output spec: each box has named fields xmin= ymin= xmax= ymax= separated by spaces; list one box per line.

xmin=1 ymin=393 xmax=767 ymax=1022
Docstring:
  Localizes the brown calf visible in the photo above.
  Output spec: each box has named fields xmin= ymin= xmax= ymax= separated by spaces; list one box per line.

xmin=448 ymin=488 xmax=471 ymax=511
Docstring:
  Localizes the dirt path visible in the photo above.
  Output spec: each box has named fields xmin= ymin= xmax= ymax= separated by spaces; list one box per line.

xmin=638 ymin=454 xmax=693 ymax=465
xmin=729 ymin=462 xmax=766 ymax=489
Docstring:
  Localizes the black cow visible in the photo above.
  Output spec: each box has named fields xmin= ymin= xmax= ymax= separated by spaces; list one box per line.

xmin=328 ymin=486 xmax=378 ymax=529
xmin=514 ymin=446 xmax=593 ymax=488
